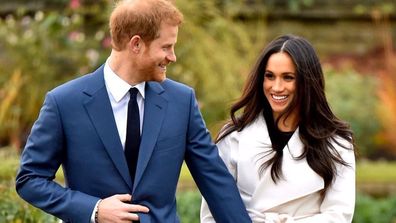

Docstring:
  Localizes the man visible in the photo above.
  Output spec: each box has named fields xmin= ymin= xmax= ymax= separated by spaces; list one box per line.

xmin=15 ymin=0 xmax=252 ymax=222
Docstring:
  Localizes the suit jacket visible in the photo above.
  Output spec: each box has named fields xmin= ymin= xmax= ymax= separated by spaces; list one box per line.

xmin=16 ymin=65 xmax=251 ymax=223
xmin=201 ymin=114 xmax=356 ymax=223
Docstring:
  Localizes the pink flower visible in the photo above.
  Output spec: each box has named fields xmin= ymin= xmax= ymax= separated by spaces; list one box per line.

xmin=102 ymin=36 xmax=112 ymax=49
xmin=68 ymin=31 xmax=84 ymax=42
xmin=69 ymin=0 xmax=81 ymax=9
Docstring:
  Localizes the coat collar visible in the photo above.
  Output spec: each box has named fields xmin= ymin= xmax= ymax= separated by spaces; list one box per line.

xmin=238 ymin=115 xmax=324 ymax=211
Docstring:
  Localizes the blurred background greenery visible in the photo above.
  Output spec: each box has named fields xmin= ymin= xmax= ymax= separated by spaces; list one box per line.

xmin=0 ymin=0 xmax=395 ymax=222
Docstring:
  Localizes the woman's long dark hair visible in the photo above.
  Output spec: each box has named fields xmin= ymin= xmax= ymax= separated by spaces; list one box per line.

xmin=217 ymin=34 xmax=356 ymax=194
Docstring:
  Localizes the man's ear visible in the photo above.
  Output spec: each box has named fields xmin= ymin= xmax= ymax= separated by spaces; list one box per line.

xmin=129 ymin=35 xmax=142 ymax=53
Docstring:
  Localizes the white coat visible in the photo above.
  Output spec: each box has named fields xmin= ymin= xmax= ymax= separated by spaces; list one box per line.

xmin=201 ymin=114 xmax=355 ymax=223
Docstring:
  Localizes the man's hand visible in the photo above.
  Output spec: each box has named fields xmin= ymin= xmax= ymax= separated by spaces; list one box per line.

xmin=97 ymin=194 xmax=149 ymax=223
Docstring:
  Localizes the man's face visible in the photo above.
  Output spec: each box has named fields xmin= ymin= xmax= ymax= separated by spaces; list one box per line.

xmin=136 ymin=22 xmax=178 ymax=82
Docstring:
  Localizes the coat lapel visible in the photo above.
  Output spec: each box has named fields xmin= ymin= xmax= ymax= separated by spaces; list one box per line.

xmin=133 ymin=81 xmax=167 ymax=190
xmin=82 ymin=65 xmax=132 ymax=190
xmin=252 ymin=130 xmax=324 ymax=211
xmin=242 ymin=116 xmax=324 ymax=211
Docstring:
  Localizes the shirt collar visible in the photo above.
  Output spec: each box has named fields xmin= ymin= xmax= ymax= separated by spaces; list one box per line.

xmin=104 ymin=59 xmax=146 ymax=102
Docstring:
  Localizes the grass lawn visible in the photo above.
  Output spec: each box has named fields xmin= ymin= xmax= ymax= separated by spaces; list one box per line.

xmin=357 ymin=160 xmax=396 ymax=183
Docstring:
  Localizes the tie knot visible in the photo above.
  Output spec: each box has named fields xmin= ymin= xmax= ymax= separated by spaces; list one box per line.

xmin=129 ymin=88 xmax=139 ymax=99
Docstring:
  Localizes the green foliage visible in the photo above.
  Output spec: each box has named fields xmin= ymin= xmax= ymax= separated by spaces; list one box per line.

xmin=354 ymin=1 xmax=395 ymax=15
xmin=176 ymin=192 xmax=396 ymax=223
xmin=325 ymin=69 xmax=381 ymax=158
xmin=0 ymin=148 xmax=59 ymax=222
xmin=2 ymin=147 xmax=396 ymax=222
xmin=286 ymin=0 xmax=315 ymax=12
xmin=177 ymin=191 xmax=201 ymax=223
xmin=254 ymin=0 xmax=315 ymax=13
xmin=2 ymin=188 xmax=396 ymax=223
xmin=172 ymin=0 xmax=266 ymax=130
xmin=1 ymin=187 xmax=199 ymax=223
xmin=353 ymin=193 xmax=396 ymax=223
xmin=0 ymin=187 xmax=58 ymax=223
xmin=0 ymin=0 xmax=266 ymax=146
xmin=0 ymin=10 xmax=108 ymax=147
xmin=0 ymin=148 xmax=19 ymax=182
xmin=0 ymin=186 xmax=200 ymax=223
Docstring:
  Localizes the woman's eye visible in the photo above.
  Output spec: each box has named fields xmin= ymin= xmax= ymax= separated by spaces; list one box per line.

xmin=284 ymin=75 xmax=295 ymax=81
xmin=265 ymin=73 xmax=274 ymax=79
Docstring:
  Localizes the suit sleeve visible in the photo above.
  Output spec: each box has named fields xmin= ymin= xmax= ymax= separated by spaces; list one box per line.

xmin=15 ymin=93 xmax=99 ymax=223
xmin=200 ymin=131 xmax=240 ymax=223
xmin=183 ymin=89 xmax=251 ymax=223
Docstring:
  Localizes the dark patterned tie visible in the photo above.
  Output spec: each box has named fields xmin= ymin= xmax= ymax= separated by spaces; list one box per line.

xmin=124 ymin=88 xmax=141 ymax=187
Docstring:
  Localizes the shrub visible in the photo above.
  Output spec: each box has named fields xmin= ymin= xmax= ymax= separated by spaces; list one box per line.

xmin=325 ymin=69 xmax=381 ymax=158
xmin=0 ymin=186 xmax=58 ymax=223
xmin=177 ymin=190 xmax=201 ymax=223
xmin=0 ymin=11 xmax=107 ymax=148
xmin=353 ymin=193 xmax=396 ymax=223
xmin=0 ymin=185 xmax=201 ymax=223
xmin=2 ymin=185 xmax=396 ymax=222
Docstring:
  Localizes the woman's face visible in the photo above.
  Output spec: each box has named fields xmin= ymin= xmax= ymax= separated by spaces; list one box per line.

xmin=263 ymin=52 xmax=297 ymax=120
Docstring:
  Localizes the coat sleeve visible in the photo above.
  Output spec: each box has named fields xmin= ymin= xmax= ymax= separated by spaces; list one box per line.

xmin=15 ymin=93 xmax=99 ymax=223
xmin=183 ymin=89 xmax=251 ymax=223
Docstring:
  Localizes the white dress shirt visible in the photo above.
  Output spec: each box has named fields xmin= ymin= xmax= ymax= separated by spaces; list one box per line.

xmin=90 ymin=60 xmax=145 ymax=222
xmin=103 ymin=59 xmax=145 ymax=149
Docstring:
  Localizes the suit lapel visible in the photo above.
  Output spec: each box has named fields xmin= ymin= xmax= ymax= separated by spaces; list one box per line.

xmin=82 ymin=65 xmax=132 ymax=190
xmin=133 ymin=81 xmax=167 ymax=190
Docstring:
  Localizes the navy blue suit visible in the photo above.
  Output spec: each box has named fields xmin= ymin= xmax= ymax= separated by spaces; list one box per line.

xmin=16 ymin=65 xmax=251 ymax=223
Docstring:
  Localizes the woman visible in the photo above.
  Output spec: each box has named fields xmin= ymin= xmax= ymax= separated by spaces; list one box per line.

xmin=201 ymin=34 xmax=356 ymax=223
